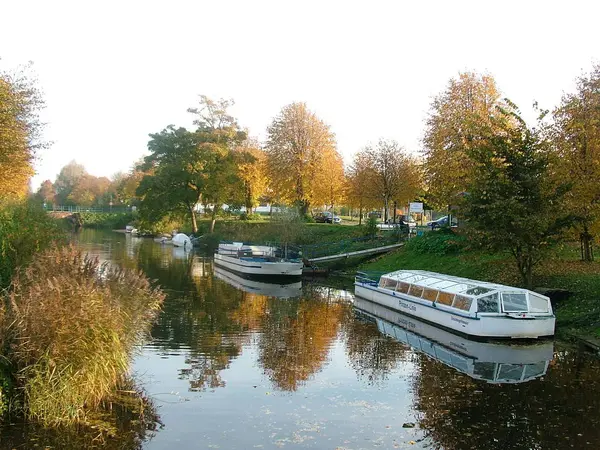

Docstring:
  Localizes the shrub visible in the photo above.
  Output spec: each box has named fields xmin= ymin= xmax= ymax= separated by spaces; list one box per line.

xmin=78 ymin=212 xmax=135 ymax=229
xmin=364 ymin=215 xmax=379 ymax=238
xmin=405 ymin=228 xmax=466 ymax=255
xmin=5 ymin=246 xmax=164 ymax=426
xmin=0 ymin=201 xmax=65 ymax=289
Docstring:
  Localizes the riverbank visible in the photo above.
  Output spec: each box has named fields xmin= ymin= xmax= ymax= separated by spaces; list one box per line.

xmin=360 ymin=231 xmax=600 ymax=339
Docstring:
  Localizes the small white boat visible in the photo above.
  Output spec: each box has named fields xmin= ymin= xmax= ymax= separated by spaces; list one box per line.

xmin=213 ymin=266 xmax=302 ymax=298
xmin=214 ymin=242 xmax=303 ymax=277
xmin=172 ymin=233 xmax=192 ymax=248
xmin=354 ymin=296 xmax=553 ymax=384
xmin=354 ymin=270 xmax=555 ymax=339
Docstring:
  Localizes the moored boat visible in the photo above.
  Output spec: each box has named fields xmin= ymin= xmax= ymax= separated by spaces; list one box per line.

xmin=214 ymin=242 xmax=303 ymax=277
xmin=354 ymin=270 xmax=555 ymax=339
xmin=353 ymin=296 xmax=553 ymax=384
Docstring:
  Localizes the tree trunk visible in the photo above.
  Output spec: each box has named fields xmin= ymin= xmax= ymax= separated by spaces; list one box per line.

xmin=189 ymin=206 xmax=198 ymax=233
xmin=383 ymin=197 xmax=388 ymax=223
xmin=210 ymin=204 xmax=218 ymax=233
xmin=581 ymin=225 xmax=593 ymax=261
xmin=359 ymin=206 xmax=363 ymax=225
xmin=393 ymin=201 xmax=397 ymax=223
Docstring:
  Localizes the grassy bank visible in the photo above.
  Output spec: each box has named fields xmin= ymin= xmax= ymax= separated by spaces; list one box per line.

xmin=360 ymin=230 xmax=600 ymax=338
xmin=79 ymin=211 xmax=135 ymax=229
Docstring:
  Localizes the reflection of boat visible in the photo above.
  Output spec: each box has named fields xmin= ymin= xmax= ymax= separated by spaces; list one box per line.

xmin=214 ymin=242 xmax=303 ymax=278
xmin=213 ymin=266 xmax=302 ymax=298
xmin=355 ymin=270 xmax=555 ymax=339
xmin=354 ymin=297 xmax=554 ymax=384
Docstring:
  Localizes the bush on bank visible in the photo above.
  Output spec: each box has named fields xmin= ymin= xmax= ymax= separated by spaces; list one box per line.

xmin=0 ymin=201 xmax=165 ymax=429
xmin=0 ymin=201 xmax=64 ymax=289
xmin=4 ymin=246 xmax=165 ymax=426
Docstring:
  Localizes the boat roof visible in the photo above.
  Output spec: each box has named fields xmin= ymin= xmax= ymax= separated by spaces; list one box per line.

xmin=381 ymin=269 xmax=539 ymax=298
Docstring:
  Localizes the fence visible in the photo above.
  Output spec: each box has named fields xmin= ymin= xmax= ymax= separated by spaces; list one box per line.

xmin=44 ymin=205 xmax=134 ymax=214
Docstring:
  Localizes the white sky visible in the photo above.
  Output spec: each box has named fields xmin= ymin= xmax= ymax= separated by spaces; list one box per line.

xmin=1 ymin=0 xmax=599 ymax=190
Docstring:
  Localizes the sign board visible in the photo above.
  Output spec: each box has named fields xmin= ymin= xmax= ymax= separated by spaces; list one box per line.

xmin=409 ymin=202 xmax=424 ymax=213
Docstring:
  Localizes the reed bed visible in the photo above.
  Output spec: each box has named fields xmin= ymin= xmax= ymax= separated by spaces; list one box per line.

xmin=4 ymin=245 xmax=164 ymax=426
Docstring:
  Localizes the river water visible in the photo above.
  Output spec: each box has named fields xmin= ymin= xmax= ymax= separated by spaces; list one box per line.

xmin=4 ymin=229 xmax=600 ymax=449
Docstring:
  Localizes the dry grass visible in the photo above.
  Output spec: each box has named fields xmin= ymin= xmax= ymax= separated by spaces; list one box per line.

xmin=5 ymin=245 xmax=164 ymax=426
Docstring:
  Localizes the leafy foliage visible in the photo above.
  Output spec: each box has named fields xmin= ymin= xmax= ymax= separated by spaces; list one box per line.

xmin=0 ymin=65 xmax=46 ymax=199
xmin=553 ymin=64 xmax=600 ymax=260
xmin=462 ymin=103 xmax=572 ymax=288
xmin=265 ymin=102 xmax=344 ymax=215
xmin=423 ymin=72 xmax=507 ymax=208
xmin=0 ymin=201 xmax=64 ymax=289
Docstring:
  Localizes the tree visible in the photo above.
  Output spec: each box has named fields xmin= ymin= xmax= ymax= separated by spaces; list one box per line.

xmin=0 ymin=65 xmax=46 ymax=198
xmin=423 ymin=72 xmax=506 ymax=208
xmin=265 ymin=102 xmax=342 ymax=216
xmin=346 ymin=151 xmax=378 ymax=224
xmin=463 ymin=103 xmax=572 ymax=288
xmin=35 ymin=180 xmax=56 ymax=205
xmin=137 ymin=126 xmax=206 ymax=232
xmin=138 ymin=96 xmax=246 ymax=233
xmin=234 ymin=138 xmax=268 ymax=213
xmin=363 ymin=139 xmax=422 ymax=222
xmin=54 ymin=160 xmax=87 ymax=204
xmin=553 ymin=64 xmax=600 ymax=261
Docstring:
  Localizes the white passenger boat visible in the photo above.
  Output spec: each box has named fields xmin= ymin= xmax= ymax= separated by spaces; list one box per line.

xmin=354 ymin=296 xmax=553 ymax=384
xmin=214 ymin=242 xmax=303 ymax=278
xmin=213 ymin=266 xmax=302 ymax=298
xmin=354 ymin=270 xmax=555 ymax=339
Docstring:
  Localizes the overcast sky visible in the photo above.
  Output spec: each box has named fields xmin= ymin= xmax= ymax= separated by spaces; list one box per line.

xmin=2 ymin=0 xmax=599 ymax=190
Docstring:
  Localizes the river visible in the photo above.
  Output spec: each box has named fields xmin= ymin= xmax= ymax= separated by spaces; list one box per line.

xmin=3 ymin=229 xmax=600 ymax=449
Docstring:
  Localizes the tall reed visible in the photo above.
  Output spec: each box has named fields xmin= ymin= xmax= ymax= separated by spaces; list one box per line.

xmin=5 ymin=245 xmax=164 ymax=426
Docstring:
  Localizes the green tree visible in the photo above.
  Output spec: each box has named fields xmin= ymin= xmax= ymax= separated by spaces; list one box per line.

xmin=423 ymin=72 xmax=506 ymax=208
xmin=463 ymin=103 xmax=572 ymax=288
xmin=138 ymin=96 xmax=246 ymax=233
xmin=0 ymin=65 xmax=46 ymax=198
xmin=265 ymin=102 xmax=342 ymax=216
xmin=553 ymin=64 xmax=600 ymax=261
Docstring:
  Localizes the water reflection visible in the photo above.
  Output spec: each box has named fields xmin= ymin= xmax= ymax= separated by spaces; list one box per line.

xmin=213 ymin=265 xmax=302 ymax=298
xmin=354 ymin=297 xmax=553 ymax=384
xmin=46 ymin=230 xmax=600 ymax=449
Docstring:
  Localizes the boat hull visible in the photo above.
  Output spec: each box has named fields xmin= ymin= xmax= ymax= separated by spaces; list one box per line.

xmin=354 ymin=283 xmax=555 ymax=339
xmin=214 ymin=253 xmax=303 ymax=277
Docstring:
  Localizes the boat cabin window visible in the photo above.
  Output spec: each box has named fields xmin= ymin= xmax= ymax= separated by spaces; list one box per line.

xmin=528 ymin=294 xmax=549 ymax=313
xmin=477 ymin=293 xmax=500 ymax=313
xmin=436 ymin=291 xmax=454 ymax=306
xmin=379 ymin=277 xmax=397 ymax=289
xmin=408 ymin=285 xmax=424 ymax=297
xmin=395 ymin=282 xmax=410 ymax=294
xmin=452 ymin=295 xmax=472 ymax=311
xmin=502 ymin=293 xmax=528 ymax=312
xmin=422 ymin=288 xmax=438 ymax=301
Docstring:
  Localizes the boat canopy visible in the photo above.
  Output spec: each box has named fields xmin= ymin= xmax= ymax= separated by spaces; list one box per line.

xmin=376 ymin=270 xmax=552 ymax=315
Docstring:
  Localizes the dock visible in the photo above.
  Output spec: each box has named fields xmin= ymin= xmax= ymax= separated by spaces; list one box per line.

xmin=307 ymin=243 xmax=403 ymax=264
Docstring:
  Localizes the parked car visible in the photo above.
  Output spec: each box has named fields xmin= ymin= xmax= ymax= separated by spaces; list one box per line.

xmin=426 ymin=216 xmax=449 ymax=229
xmin=314 ymin=212 xmax=342 ymax=224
